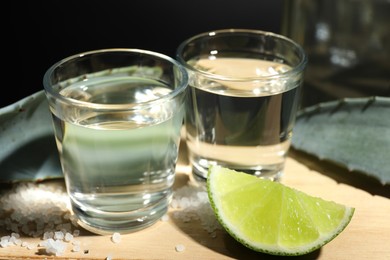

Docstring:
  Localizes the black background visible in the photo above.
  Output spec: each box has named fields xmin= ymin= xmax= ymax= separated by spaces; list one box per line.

xmin=5 ymin=0 xmax=283 ymax=107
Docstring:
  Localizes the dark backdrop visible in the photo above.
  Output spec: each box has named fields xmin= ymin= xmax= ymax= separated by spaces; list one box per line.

xmin=6 ymin=0 xmax=283 ymax=107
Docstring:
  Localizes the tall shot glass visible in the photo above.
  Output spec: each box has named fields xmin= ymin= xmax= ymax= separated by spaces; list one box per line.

xmin=176 ymin=29 xmax=307 ymax=182
xmin=43 ymin=48 xmax=188 ymax=234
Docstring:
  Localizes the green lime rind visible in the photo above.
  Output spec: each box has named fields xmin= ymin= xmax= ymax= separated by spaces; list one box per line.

xmin=207 ymin=165 xmax=355 ymax=256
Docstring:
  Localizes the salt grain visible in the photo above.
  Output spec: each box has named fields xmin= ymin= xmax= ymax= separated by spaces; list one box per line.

xmin=72 ymin=244 xmax=81 ymax=252
xmin=72 ymin=240 xmax=81 ymax=246
xmin=11 ymin=232 xmax=20 ymax=239
xmin=41 ymin=238 xmax=67 ymax=256
xmin=43 ymin=231 xmax=54 ymax=240
xmin=54 ymin=231 xmax=65 ymax=240
xmin=161 ymin=214 xmax=169 ymax=222
xmin=111 ymin=232 xmax=121 ymax=243
xmin=13 ymin=238 xmax=22 ymax=246
xmin=175 ymin=244 xmax=186 ymax=252
xmin=73 ymin=229 xmax=81 ymax=237
xmin=64 ymin=232 xmax=74 ymax=242
xmin=0 ymin=237 xmax=10 ymax=248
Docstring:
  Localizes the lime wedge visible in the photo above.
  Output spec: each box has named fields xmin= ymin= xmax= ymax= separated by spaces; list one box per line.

xmin=207 ymin=165 xmax=355 ymax=256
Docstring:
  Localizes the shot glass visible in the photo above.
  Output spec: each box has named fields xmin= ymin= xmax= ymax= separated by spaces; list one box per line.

xmin=43 ymin=48 xmax=188 ymax=234
xmin=176 ymin=29 xmax=307 ymax=182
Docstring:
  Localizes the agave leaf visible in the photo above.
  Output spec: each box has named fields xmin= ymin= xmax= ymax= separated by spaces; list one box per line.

xmin=0 ymin=90 xmax=63 ymax=183
xmin=292 ymin=97 xmax=390 ymax=185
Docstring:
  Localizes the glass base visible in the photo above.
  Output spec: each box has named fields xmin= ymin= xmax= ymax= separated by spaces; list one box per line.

xmin=191 ymin=158 xmax=284 ymax=185
xmin=71 ymin=196 xmax=170 ymax=235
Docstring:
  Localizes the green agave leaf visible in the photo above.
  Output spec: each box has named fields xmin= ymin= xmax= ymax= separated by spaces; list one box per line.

xmin=292 ymin=97 xmax=390 ymax=185
xmin=0 ymin=91 xmax=63 ymax=183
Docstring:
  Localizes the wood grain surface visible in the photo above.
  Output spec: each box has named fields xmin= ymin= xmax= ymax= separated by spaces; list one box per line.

xmin=1 ymin=141 xmax=389 ymax=260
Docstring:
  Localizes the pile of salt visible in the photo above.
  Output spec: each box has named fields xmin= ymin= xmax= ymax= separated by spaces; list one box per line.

xmin=170 ymin=184 xmax=222 ymax=236
xmin=0 ymin=182 xmax=81 ymax=255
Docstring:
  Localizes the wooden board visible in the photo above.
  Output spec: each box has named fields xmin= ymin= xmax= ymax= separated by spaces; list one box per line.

xmin=1 ymin=141 xmax=389 ymax=260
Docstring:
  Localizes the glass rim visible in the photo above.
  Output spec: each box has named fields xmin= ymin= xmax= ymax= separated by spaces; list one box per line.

xmin=43 ymin=48 xmax=189 ymax=110
xmin=176 ymin=28 xmax=308 ymax=82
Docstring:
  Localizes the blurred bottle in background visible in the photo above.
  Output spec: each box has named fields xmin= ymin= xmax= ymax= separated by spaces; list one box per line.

xmin=281 ymin=0 xmax=390 ymax=107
